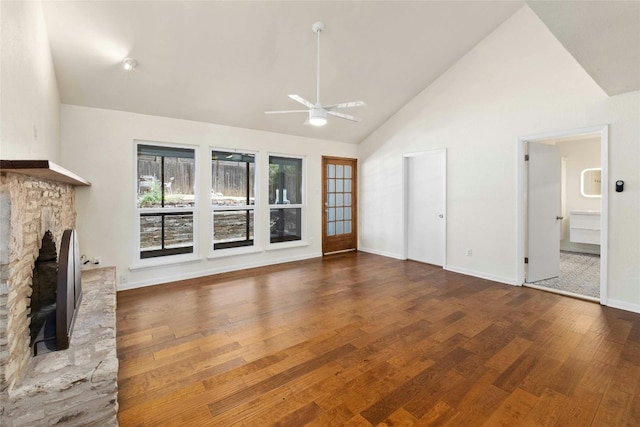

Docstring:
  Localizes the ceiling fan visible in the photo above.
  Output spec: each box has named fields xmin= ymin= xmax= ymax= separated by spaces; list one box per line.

xmin=265 ymin=22 xmax=366 ymax=126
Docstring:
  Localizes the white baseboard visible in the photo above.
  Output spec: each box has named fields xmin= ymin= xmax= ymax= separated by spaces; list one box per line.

xmin=358 ymin=247 xmax=405 ymax=260
xmin=444 ymin=264 xmax=517 ymax=286
xmin=119 ymin=252 xmax=640 ymax=317
xmin=605 ymin=298 xmax=640 ymax=314
xmin=118 ymin=252 xmax=322 ymax=291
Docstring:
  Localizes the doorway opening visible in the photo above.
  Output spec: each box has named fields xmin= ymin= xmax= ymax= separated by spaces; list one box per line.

xmin=517 ymin=125 xmax=608 ymax=303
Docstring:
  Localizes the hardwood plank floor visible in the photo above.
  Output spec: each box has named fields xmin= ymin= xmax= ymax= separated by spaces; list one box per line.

xmin=116 ymin=252 xmax=640 ymax=426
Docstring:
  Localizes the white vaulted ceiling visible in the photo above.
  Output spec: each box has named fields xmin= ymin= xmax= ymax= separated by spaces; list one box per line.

xmin=41 ymin=1 xmax=639 ymax=144
xmin=527 ymin=0 xmax=640 ymax=97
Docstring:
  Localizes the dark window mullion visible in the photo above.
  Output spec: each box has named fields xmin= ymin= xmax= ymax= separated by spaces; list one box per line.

xmin=161 ymin=156 xmax=166 ymax=208
xmin=246 ymin=163 xmax=250 ymax=240
xmin=161 ymin=213 xmax=166 ymax=251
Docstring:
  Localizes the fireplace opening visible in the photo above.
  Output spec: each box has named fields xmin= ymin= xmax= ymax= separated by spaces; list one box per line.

xmin=28 ymin=229 xmax=82 ymax=355
xmin=29 ymin=231 xmax=58 ymax=352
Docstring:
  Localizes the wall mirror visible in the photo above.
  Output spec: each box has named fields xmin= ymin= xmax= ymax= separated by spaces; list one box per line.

xmin=581 ymin=168 xmax=601 ymax=197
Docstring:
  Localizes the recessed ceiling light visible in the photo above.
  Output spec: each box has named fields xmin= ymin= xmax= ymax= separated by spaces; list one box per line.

xmin=122 ymin=57 xmax=137 ymax=71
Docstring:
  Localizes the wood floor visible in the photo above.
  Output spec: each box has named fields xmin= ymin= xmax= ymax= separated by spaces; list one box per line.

xmin=116 ymin=252 xmax=640 ymax=426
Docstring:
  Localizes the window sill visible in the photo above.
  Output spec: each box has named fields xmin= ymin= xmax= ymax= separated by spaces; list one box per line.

xmin=207 ymin=246 xmax=262 ymax=259
xmin=129 ymin=254 xmax=203 ymax=271
xmin=266 ymin=240 xmax=309 ymax=251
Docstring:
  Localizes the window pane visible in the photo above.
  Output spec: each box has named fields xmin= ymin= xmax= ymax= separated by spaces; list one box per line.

xmin=137 ymin=146 xmax=196 ymax=209
xmin=344 ymin=179 xmax=351 ymax=193
xmin=344 ymin=193 xmax=351 ymax=206
xmin=328 ymin=179 xmax=335 ymax=193
xmin=344 ymin=221 xmax=352 ymax=234
xmin=336 ymin=221 xmax=344 ymax=235
xmin=328 ymin=193 xmax=335 ymax=207
xmin=269 ymin=156 xmax=302 ymax=204
xmin=327 ymin=222 xmax=335 ymax=236
xmin=137 ymin=155 xmax=162 ymax=208
xmin=344 ymin=207 xmax=352 ymax=220
xmin=212 ymin=151 xmax=255 ymax=206
xmin=270 ymin=208 xmax=302 ymax=243
xmin=336 ymin=207 xmax=344 ymax=221
xmin=345 ymin=165 xmax=352 ymax=179
xmin=213 ymin=210 xmax=254 ymax=248
xmin=328 ymin=164 xmax=335 ymax=178
xmin=336 ymin=179 xmax=343 ymax=192
xmin=163 ymin=157 xmax=195 ymax=207
xmin=336 ymin=193 xmax=343 ymax=206
xmin=328 ymin=208 xmax=335 ymax=221
xmin=164 ymin=214 xmax=194 ymax=249
xmin=140 ymin=216 xmax=162 ymax=251
xmin=336 ymin=165 xmax=344 ymax=179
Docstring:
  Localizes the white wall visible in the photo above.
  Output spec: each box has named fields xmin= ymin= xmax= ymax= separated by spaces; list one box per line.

xmin=357 ymin=6 xmax=640 ymax=311
xmin=60 ymin=105 xmax=357 ymax=289
xmin=0 ymin=1 xmax=60 ymax=161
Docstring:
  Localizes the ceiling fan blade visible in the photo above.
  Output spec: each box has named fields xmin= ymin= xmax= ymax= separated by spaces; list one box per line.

xmin=288 ymin=94 xmax=315 ymax=109
xmin=264 ymin=110 xmax=309 ymax=114
xmin=327 ymin=110 xmax=361 ymax=122
xmin=324 ymin=101 xmax=367 ymax=110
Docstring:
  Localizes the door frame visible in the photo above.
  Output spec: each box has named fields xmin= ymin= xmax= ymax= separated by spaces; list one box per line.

xmin=516 ymin=125 xmax=608 ymax=304
xmin=402 ymin=149 xmax=447 ymax=265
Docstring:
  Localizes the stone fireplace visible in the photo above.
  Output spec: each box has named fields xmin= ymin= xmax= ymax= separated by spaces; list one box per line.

xmin=0 ymin=161 xmax=118 ymax=426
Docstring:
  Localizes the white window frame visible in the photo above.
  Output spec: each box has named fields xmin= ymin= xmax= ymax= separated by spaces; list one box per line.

xmin=267 ymin=153 xmax=306 ymax=248
xmin=133 ymin=140 xmax=199 ymax=265
xmin=210 ymin=148 xmax=259 ymax=256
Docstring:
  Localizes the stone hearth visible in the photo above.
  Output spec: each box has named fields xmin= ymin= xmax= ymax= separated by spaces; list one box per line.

xmin=4 ymin=268 xmax=118 ymax=426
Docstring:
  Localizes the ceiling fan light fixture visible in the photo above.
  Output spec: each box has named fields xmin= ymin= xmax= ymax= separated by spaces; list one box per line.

xmin=308 ymin=108 xmax=327 ymax=126
xmin=264 ymin=21 xmax=365 ymax=126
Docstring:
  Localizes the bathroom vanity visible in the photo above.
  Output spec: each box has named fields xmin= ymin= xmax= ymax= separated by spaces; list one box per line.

xmin=570 ymin=210 xmax=601 ymax=245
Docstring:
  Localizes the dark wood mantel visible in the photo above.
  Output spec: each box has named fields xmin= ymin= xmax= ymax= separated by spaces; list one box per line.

xmin=0 ymin=160 xmax=91 ymax=186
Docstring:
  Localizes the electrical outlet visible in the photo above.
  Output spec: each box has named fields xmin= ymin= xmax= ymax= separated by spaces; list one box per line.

xmin=92 ymin=256 xmax=102 ymax=265
xmin=119 ymin=276 xmax=127 ymax=285
xmin=465 ymin=248 xmax=472 ymax=256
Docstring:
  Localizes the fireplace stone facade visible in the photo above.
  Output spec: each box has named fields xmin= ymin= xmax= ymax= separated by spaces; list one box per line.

xmin=0 ymin=169 xmax=118 ymax=426
xmin=0 ymin=172 xmax=76 ymax=392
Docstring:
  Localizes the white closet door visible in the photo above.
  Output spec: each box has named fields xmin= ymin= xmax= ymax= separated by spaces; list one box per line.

xmin=407 ymin=150 xmax=446 ymax=266
xmin=527 ymin=142 xmax=561 ymax=282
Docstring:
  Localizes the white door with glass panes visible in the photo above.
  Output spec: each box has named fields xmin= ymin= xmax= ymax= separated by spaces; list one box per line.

xmin=322 ymin=157 xmax=357 ymax=254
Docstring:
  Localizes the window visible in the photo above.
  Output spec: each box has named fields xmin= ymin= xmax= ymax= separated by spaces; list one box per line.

xmin=269 ymin=155 xmax=303 ymax=243
xmin=137 ymin=144 xmax=196 ymax=259
xmin=211 ymin=151 xmax=256 ymax=250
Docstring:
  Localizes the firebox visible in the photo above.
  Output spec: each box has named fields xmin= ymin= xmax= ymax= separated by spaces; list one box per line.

xmin=29 ymin=229 xmax=82 ymax=355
